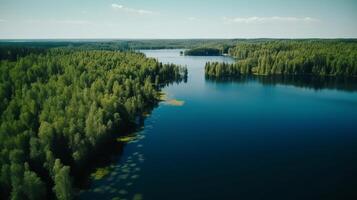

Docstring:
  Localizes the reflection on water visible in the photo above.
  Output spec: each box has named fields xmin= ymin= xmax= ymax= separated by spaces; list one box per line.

xmin=206 ymin=75 xmax=357 ymax=92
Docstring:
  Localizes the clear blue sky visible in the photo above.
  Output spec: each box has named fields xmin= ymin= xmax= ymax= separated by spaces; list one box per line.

xmin=0 ymin=0 xmax=356 ymax=39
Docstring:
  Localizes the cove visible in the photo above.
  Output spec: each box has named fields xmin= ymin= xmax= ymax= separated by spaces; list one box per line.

xmin=79 ymin=49 xmax=357 ymax=200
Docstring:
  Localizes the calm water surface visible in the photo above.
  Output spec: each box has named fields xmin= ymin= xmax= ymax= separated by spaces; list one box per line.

xmin=80 ymin=49 xmax=357 ymax=200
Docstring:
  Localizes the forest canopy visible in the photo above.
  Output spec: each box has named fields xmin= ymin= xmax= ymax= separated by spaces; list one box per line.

xmin=184 ymin=47 xmax=222 ymax=56
xmin=0 ymin=48 xmax=187 ymax=200
xmin=205 ymin=40 xmax=357 ymax=77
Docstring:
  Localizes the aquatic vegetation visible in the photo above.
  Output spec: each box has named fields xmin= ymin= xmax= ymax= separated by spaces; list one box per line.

xmin=93 ymin=187 xmax=104 ymax=193
xmin=164 ymin=99 xmax=185 ymax=106
xmin=158 ymin=91 xmax=185 ymax=106
xmin=133 ymin=193 xmax=143 ymax=200
xmin=0 ymin=47 xmax=187 ymax=200
xmin=104 ymin=185 xmax=112 ymax=191
xmin=91 ymin=167 xmax=111 ymax=180
xmin=119 ymin=174 xmax=129 ymax=180
xmin=117 ymin=135 xmax=137 ymax=142
xmin=80 ymin=102 xmax=147 ymax=199
xmin=119 ymin=189 xmax=128 ymax=195
xmin=131 ymin=174 xmax=140 ymax=179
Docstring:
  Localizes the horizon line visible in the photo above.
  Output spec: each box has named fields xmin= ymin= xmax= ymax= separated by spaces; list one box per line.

xmin=1 ymin=37 xmax=357 ymax=41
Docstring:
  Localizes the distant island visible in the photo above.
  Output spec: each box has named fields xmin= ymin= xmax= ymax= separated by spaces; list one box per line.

xmin=183 ymin=47 xmax=222 ymax=56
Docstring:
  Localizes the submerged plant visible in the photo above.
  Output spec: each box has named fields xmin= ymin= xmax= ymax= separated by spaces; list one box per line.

xmin=91 ymin=167 xmax=111 ymax=180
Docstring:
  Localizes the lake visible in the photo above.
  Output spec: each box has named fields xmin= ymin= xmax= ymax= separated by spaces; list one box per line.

xmin=79 ymin=49 xmax=357 ymax=200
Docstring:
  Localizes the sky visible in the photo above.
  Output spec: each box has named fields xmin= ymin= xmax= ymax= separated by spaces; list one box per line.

xmin=0 ymin=0 xmax=356 ymax=39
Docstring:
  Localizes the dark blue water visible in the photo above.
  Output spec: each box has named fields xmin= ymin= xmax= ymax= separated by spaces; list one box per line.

xmin=80 ymin=49 xmax=357 ymax=200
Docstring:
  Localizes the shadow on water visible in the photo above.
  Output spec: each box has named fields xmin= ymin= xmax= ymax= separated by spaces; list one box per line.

xmin=74 ymin=114 xmax=146 ymax=190
xmin=205 ymin=75 xmax=357 ymax=92
xmin=75 ymin=110 xmax=154 ymax=200
xmin=75 ymin=79 xmax=186 ymax=199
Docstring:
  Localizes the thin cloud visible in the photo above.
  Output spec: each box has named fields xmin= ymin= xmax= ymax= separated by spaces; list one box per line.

xmin=111 ymin=3 xmax=157 ymax=15
xmin=187 ymin=17 xmax=200 ymax=21
xmin=53 ymin=20 xmax=92 ymax=25
xmin=25 ymin=19 xmax=92 ymax=25
xmin=223 ymin=16 xmax=319 ymax=24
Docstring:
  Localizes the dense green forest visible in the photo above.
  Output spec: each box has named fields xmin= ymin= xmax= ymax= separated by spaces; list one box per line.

xmin=0 ymin=48 xmax=187 ymax=200
xmin=1 ymin=39 xmax=356 ymax=200
xmin=184 ymin=47 xmax=222 ymax=56
xmin=205 ymin=40 xmax=357 ymax=77
xmin=0 ymin=46 xmax=47 ymax=61
xmin=0 ymin=39 xmax=240 ymax=51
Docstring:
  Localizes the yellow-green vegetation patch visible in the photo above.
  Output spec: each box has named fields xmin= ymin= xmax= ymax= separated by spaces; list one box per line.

xmin=157 ymin=91 xmax=185 ymax=106
xmin=164 ymin=99 xmax=185 ymax=106
xmin=117 ymin=135 xmax=137 ymax=142
xmin=91 ymin=167 xmax=110 ymax=180
xmin=157 ymin=91 xmax=168 ymax=101
xmin=133 ymin=193 xmax=143 ymax=200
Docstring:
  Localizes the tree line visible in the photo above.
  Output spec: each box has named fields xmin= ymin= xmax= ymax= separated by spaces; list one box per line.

xmin=0 ymin=48 xmax=187 ymax=200
xmin=0 ymin=39 xmax=241 ymax=52
xmin=205 ymin=40 xmax=357 ymax=77
xmin=184 ymin=47 xmax=222 ymax=56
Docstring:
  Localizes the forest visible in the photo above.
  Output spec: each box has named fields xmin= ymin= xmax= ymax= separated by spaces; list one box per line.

xmin=0 ymin=39 xmax=240 ymax=52
xmin=184 ymin=47 xmax=222 ymax=56
xmin=1 ymin=39 xmax=357 ymax=200
xmin=205 ymin=40 xmax=357 ymax=77
xmin=0 ymin=47 xmax=187 ymax=200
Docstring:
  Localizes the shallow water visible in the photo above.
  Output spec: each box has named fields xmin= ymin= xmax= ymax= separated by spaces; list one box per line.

xmin=79 ymin=49 xmax=357 ymax=200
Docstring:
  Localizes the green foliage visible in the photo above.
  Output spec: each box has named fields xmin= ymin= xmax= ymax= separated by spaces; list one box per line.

xmin=0 ymin=48 xmax=186 ymax=199
xmin=184 ymin=47 xmax=221 ymax=56
xmin=53 ymin=159 xmax=72 ymax=200
xmin=23 ymin=165 xmax=46 ymax=200
xmin=0 ymin=39 xmax=242 ymax=52
xmin=0 ymin=46 xmax=47 ymax=61
xmin=205 ymin=40 xmax=357 ymax=77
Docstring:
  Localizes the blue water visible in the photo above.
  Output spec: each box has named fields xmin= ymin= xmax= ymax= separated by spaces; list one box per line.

xmin=80 ymin=49 xmax=357 ymax=200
